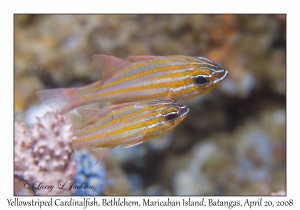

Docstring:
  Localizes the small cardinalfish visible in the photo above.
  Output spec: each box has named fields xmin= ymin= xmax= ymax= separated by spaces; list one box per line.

xmin=37 ymin=54 xmax=228 ymax=114
xmin=72 ymin=99 xmax=189 ymax=161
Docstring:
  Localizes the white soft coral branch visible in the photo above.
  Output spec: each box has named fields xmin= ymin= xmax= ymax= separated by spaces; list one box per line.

xmin=14 ymin=112 xmax=76 ymax=195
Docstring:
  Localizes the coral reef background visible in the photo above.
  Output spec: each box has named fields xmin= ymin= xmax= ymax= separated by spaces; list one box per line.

xmin=14 ymin=14 xmax=286 ymax=195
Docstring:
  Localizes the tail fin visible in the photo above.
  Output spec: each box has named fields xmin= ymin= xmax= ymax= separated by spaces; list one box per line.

xmin=36 ymin=88 xmax=77 ymax=114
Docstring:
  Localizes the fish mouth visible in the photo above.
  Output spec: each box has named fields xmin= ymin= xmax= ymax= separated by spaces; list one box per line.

xmin=177 ymin=103 xmax=189 ymax=118
xmin=212 ymin=68 xmax=228 ymax=85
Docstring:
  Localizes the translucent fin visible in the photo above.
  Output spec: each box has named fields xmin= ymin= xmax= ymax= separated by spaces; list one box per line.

xmin=102 ymin=102 xmax=116 ymax=108
xmin=127 ymin=55 xmax=162 ymax=62
xmin=122 ymin=141 xmax=144 ymax=148
xmin=93 ymin=54 xmax=132 ymax=84
xmin=103 ymin=101 xmax=135 ymax=109
xmin=90 ymin=146 xmax=115 ymax=163
xmin=36 ymin=88 xmax=76 ymax=114
xmin=77 ymin=101 xmax=135 ymax=126
xmin=165 ymin=88 xmax=174 ymax=100
xmin=77 ymin=108 xmax=111 ymax=126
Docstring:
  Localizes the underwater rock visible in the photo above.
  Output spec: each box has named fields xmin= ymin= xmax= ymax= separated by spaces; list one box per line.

xmin=102 ymin=156 xmax=131 ymax=195
xmin=126 ymin=173 xmax=144 ymax=195
xmin=145 ymin=184 xmax=171 ymax=195
xmin=172 ymin=141 xmax=216 ymax=195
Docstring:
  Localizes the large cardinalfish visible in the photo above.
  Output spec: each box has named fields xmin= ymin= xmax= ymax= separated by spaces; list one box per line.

xmin=37 ymin=55 xmax=228 ymax=114
xmin=72 ymin=99 xmax=189 ymax=160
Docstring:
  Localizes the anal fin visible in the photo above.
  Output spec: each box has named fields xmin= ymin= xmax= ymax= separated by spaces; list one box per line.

xmin=122 ymin=141 xmax=144 ymax=148
xmin=90 ymin=146 xmax=115 ymax=164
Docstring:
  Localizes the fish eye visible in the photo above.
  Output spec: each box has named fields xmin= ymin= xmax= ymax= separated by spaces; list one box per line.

xmin=194 ymin=75 xmax=209 ymax=86
xmin=165 ymin=112 xmax=179 ymax=121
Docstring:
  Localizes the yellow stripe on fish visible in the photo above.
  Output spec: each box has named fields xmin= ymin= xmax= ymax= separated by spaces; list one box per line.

xmin=72 ymin=99 xmax=189 ymax=161
xmin=36 ymin=54 xmax=228 ymax=114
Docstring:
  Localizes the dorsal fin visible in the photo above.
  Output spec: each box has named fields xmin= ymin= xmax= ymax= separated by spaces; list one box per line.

xmin=77 ymin=102 xmax=135 ymax=126
xmin=93 ymin=54 xmax=132 ymax=83
xmin=103 ymin=101 xmax=136 ymax=111
xmin=77 ymin=108 xmax=111 ymax=126
xmin=127 ymin=55 xmax=162 ymax=62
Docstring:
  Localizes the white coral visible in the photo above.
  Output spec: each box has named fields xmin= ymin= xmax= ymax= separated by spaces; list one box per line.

xmin=14 ymin=112 xmax=76 ymax=195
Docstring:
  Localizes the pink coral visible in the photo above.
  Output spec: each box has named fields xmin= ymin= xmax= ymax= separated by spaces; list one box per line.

xmin=14 ymin=112 xmax=76 ymax=195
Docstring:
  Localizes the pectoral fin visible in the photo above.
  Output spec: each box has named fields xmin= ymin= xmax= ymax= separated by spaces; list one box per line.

xmin=165 ymin=88 xmax=174 ymax=100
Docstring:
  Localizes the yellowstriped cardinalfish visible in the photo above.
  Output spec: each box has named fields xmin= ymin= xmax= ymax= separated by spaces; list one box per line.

xmin=37 ymin=55 xmax=228 ymax=114
xmin=72 ymin=99 xmax=189 ymax=161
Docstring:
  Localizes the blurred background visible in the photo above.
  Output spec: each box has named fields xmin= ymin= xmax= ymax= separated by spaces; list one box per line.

xmin=14 ymin=14 xmax=286 ymax=195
